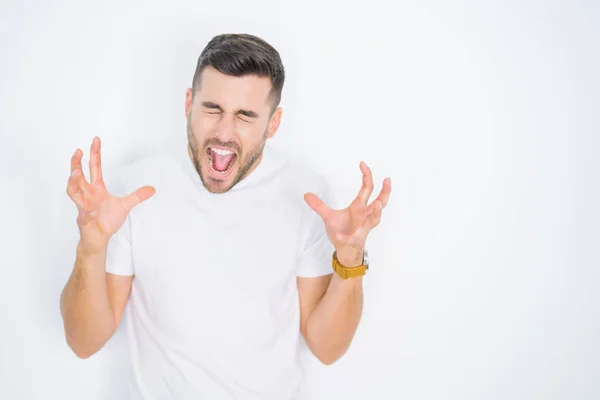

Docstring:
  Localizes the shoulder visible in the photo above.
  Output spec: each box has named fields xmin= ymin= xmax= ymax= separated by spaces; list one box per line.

xmin=263 ymin=145 xmax=338 ymax=220
xmin=269 ymin=145 xmax=330 ymax=197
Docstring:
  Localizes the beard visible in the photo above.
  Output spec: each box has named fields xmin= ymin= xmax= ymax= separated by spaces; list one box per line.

xmin=186 ymin=112 xmax=268 ymax=193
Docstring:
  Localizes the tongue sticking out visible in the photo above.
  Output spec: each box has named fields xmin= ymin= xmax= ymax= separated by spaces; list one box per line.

xmin=209 ymin=149 xmax=236 ymax=172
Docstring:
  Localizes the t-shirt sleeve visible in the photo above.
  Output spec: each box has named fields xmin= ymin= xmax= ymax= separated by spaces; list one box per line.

xmin=104 ymin=166 xmax=134 ymax=276
xmin=105 ymin=214 xmax=134 ymax=276
xmin=296 ymin=180 xmax=336 ymax=278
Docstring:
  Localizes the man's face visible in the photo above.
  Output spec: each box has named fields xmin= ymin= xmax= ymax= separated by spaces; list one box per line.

xmin=185 ymin=66 xmax=281 ymax=194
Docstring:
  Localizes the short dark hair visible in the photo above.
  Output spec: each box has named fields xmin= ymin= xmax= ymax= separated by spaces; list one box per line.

xmin=191 ymin=33 xmax=285 ymax=110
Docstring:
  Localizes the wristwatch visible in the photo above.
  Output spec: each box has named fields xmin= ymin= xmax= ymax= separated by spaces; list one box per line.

xmin=332 ymin=249 xmax=369 ymax=279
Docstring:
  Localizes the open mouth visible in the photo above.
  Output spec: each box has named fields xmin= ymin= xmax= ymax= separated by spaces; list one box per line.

xmin=206 ymin=146 xmax=238 ymax=177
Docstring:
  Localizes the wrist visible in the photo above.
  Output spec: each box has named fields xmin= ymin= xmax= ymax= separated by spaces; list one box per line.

xmin=76 ymin=241 xmax=107 ymax=259
xmin=335 ymin=246 xmax=364 ymax=268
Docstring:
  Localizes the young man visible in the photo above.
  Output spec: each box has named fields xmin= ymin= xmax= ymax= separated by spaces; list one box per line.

xmin=60 ymin=33 xmax=391 ymax=399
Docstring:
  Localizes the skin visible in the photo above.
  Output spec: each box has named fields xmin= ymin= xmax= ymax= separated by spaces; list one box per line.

xmin=300 ymin=162 xmax=391 ymax=364
xmin=60 ymin=137 xmax=153 ymax=358
xmin=60 ymin=65 xmax=392 ymax=365
xmin=184 ymin=65 xmax=282 ymax=194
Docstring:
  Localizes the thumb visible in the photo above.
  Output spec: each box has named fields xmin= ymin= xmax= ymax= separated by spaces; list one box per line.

xmin=304 ymin=192 xmax=331 ymax=221
xmin=122 ymin=185 xmax=156 ymax=212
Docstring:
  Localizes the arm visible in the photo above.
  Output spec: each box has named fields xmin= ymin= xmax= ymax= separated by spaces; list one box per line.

xmin=60 ymin=136 xmax=155 ymax=358
xmin=60 ymin=246 xmax=132 ymax=358
xmin=301 ymin=161 xmax=391 ymax=365
xmin=298 ymin=249 xmax=364 ymax=365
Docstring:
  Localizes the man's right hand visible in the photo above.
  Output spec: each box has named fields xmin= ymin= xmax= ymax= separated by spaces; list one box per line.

xmin=66 ymin=136 xmax=156 ymax=255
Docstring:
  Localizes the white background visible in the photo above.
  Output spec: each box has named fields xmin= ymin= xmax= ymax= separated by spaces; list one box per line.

xmin=1 ymin=0 xmax=599 ymax=399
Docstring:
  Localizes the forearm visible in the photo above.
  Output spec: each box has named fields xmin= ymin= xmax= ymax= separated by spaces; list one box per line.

xmin=304 ymin=249 xmax=364 ymax=365
xmin=60 ymin=244 xmax=115 ymax=358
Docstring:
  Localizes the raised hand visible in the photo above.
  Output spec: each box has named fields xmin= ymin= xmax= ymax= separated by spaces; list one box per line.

xmin=66 ymin=136 xmax=156 ymax=254
xmin=304 ymin=161 xmax=391 ymax=253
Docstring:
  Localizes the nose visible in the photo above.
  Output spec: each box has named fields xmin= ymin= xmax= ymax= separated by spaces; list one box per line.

xmin=213 ymin=113 xmax=237 ymax=143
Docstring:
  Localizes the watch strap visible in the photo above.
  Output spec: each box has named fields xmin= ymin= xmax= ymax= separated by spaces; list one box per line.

xmin=332 ymin=250 xmax=368 ymax=279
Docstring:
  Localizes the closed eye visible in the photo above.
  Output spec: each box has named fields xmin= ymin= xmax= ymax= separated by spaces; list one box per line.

xmin=201 ymin=101 xmax=223 ymax=114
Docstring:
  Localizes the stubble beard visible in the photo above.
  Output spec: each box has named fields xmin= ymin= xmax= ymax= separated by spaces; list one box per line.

xmin=186 ymin=112 xmax=268 ymax=193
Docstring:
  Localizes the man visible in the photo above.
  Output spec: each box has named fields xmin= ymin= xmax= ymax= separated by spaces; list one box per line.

xmin=60 ymin=33 xmax=391 ymax=399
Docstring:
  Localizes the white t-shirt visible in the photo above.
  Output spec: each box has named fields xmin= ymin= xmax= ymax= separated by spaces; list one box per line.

xmin=105 ymin=141 xmax=335 ymax=399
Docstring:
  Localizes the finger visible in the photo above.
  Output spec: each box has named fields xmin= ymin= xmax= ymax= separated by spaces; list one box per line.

xmin=370 ymin=177 xmax=391 ymax=209
xmin=68 ymin=149 xmax=86 ymax=205
xmin=89 ymin=136 xmax=103 ymax=184
xmin=76 ymin=168 xmax=90 ymax=196
xmin=357 ymin=161 xmax=374 ymax=205
xmin=70 ymin=148 xmax=90 ymax=194
xmin=365 ymin=199 xmax=383 ymax=230
xmin=303 ymin=192 xmax=332 ymax=221
xmin=66 ymin=169 xmax=84 ymax=208
xmin=70 ymin=148 xmax=83 ymax=175
xmin=122 ymin=185 xmax=156 ymax=212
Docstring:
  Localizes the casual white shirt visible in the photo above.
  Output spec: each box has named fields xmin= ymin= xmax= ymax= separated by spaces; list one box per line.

xmin=105 ymin=141 xmax=334 ymax=399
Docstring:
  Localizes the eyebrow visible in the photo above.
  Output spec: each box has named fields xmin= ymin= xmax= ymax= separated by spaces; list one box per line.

xmin=201 ymin=101 xmax=259 ymax=119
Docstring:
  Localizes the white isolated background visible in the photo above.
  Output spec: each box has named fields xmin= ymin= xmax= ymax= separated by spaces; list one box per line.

xmin=1 ymin=0 xmax=599 ymax=399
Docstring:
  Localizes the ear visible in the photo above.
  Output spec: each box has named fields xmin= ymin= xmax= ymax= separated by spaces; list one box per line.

xmin=266 ymin=107 xmax=283 ymax=139
xmin=185 ymin=88 xmax=193 ymax=118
